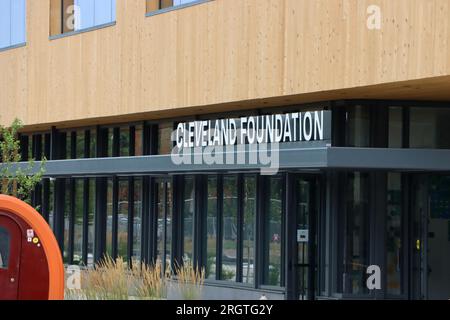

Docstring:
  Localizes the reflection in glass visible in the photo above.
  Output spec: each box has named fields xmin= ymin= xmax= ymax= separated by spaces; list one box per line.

xmin=87 ymin=179 xmax=96 ymax=267
xmin=66 ymin=133 xmax=72 ymax=159
xmin=263 ymin=176 xmax=283 ymax=286
xmin=346 ymin=105 xmax=371 ymax=147
xmin=63 ymin=179 xmax=71 ymax=263
xmin=166 ymin=182 xmax=173 ymax=269
xmin=73 ymin=179 xmax=84 ymax=265
xmin=135 ymin=125 xmax=143 ymax=156
xmin=133 ymin=178 xmax=142 ymax=261
xmin=0 ymin=227 xmax=10 ymax=269
xmin=158 ymin=122 xmax=173 ymax=155
xmin=76 ymin=131 xmax=85 ymax=158
xmin=183 ymin=177 xmax=195 ymax=263
xmin=156 ymin=181 xmax=164 ymax=265
xmin=106 ymin=178 xmax=113 ymax=257
xmin=89 ymin=129 xmax=97 ymax=158
xmin=206 ymin=176 xmax=218 ymax=280
xmin=107 ymin=128 xmax=114 ymax=157
xmin=387 ymin=173 xmax=403 ymax=295
xmin=389 ymin=107 xmax=403 ymax=148
xmin=221 ymin=176 xmax=238 ymax=281
xmin=410 ymin=107 xmax=450 ymax=149
xmin=120 ymin=127 xmax=130 ymax=157
xmin=243 ymin=176 xmax=256 ymax=284
xmin=118 ymin=179 xmax=129 ymax=261
xmin=156 ymin=180 xmax=172 ymax=272
xmin=344 ymin=172 xmax=370 ymax=295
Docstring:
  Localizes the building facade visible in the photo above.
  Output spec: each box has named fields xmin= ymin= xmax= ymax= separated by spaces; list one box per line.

xmin=1 ymin=0 xmax=450 ymax=300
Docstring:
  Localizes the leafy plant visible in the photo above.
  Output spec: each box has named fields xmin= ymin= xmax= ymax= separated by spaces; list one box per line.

xmin=0 ymin=118 xmax=46 ymax=205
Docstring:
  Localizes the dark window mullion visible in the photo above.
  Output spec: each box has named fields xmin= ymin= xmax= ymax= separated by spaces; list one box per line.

xmin=82 ymin=178 xmax=89 ymax=265
xmin=216 ymin=175 xmax=223 ymax=280
xmin=71 ymin=131 xmax=77 ymax=159
xmin=128 ymin=177 xmax=135 ymax=265
xmin=258 ymin=175 xmax=269 ymax=286
xmin=236 ymin=174 xmax=244 ymax=283
xmin=68 ymin=178 xmax=76 ymax=265
xmin=112 ymin=177 xmax=119 ymax=260
xmin=162 ymin=181 xmax=168 ymax=274
xmin=280 ymin=173 xmax=287 ymax=287
xmin=84 ymin=129 xmax=91 ymax=158
xmin=141 ymin=176 xmax=150 ymax=264
xmin=113 ymin=127 xmax=120 ymax=157
xmin=150 ymin=178 xmax=158 ymax=264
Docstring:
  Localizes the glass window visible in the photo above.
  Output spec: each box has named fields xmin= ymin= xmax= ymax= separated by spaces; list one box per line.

xmin=50 ymin=0 xmax=116 ymax=34
xmin=166 ymin=181 xmax=173 ymax=268
xmin=156 ymin=181 xmax=165 ymax=265
xmin=346 ymin=105 xmax=371 ymax=147
xmin=147 ymin=0 xmax=204 ymax=13
xmin=117 ymin=178 xmax=129 ymax=261
xmin=132 ymin=178 xmax=142 ymax=261
xmin=263 ymin=176 xmax=283 ymax=286
xmin=0 ymin=227 xmax=10 ymax=269
xmin=107 ymin=128 xmax=114 ymax=157
xmin=0 ymin=0 xmax=26 ymax=49
xmin=182 ymin=176 xmax=195 ymax=263
xmin=119 ymin=127 xmax=130 ymax=157
xmin=206 ymin=176 xmax=217 ymax=280
xmin=76 ymin=131 xmax=85 ymax=158
xmin=65 ymin=132 xmax=72 ymax=159
xmin=106 ymin=178 xmax=113 ymax=257
xmin=134 ymin=125 xmax=143 ymax=156
xmin=389 ymin=107 xmax=403 ymax=148
xmin=156 ymin=180 xmax=172 ymax=270
xmin=63 ymin=179 xmax=71 ymax=263
xmin=410 ymin=107 xmax=450 ymax=149
xmin=73 ymin=179 xmax=84 ymax=265
xmin=221 ymin=175 xmax=238 ymax=281
xmin=87 ymin=178 xmax=95 ymax=266
xmin=89 ymin=129 xmax=97 ymax=158
xmin=387 ymin=173 xmax=403 ymax=295
xmin=242 ymin=176 xmax=256 ymax=285
xmin=343 ymin=172 xmax=370 ymax=295
xmin=158 ymin=122 xmax=174 ymax=155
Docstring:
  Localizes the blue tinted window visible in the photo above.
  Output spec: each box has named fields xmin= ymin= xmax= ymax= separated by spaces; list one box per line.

xmin=0 ymin=0 xmax=26 ymax=49
xmin=74 ymin=0 xmax=115 ymax=31
xmin=173 ymin=0 xmax=202 ymax=6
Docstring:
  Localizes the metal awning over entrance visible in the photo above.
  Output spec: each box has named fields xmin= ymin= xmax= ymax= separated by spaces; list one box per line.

xmin=7 ymin=147 xmax=450 ymax=177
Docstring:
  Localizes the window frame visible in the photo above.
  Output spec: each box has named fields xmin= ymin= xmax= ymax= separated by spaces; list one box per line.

xmin=146 ymin=0 xmax=213 ymax=17
xmin=49 ymin=0 xmax=116 ymax=40
xmin=0 ymin=0 xmax=26 ymax=51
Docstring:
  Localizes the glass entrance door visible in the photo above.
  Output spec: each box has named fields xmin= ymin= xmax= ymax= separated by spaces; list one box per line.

xmin=294 ymin=175 xmax=319 ymax=300
xmin=412 ymin=175 xmax=450 ymax=300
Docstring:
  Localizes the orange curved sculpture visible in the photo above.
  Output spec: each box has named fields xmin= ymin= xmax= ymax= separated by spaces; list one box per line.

xmin=0 ymin=195 xmax=64 ymax=300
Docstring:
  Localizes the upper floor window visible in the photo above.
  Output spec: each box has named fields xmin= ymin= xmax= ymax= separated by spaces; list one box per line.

xmin=146 ymin=0 xmax=205 ymax=13
xmin=0 ymin=0 xmax=26 ymax=50
xmin=50 ymin=0 xmax=116 ymax=37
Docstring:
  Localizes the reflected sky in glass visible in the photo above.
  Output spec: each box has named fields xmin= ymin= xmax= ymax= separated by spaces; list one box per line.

xmin=0 ymin=0 xmax=26 ymax=49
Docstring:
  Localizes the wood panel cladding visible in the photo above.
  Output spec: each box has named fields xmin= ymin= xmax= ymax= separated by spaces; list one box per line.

xmin=1 ymin=0 xmax=450 ymax=130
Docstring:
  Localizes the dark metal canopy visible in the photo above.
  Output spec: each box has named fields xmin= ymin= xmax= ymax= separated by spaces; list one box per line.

xmin=5 ymin=147 xmax=450 ymax=177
